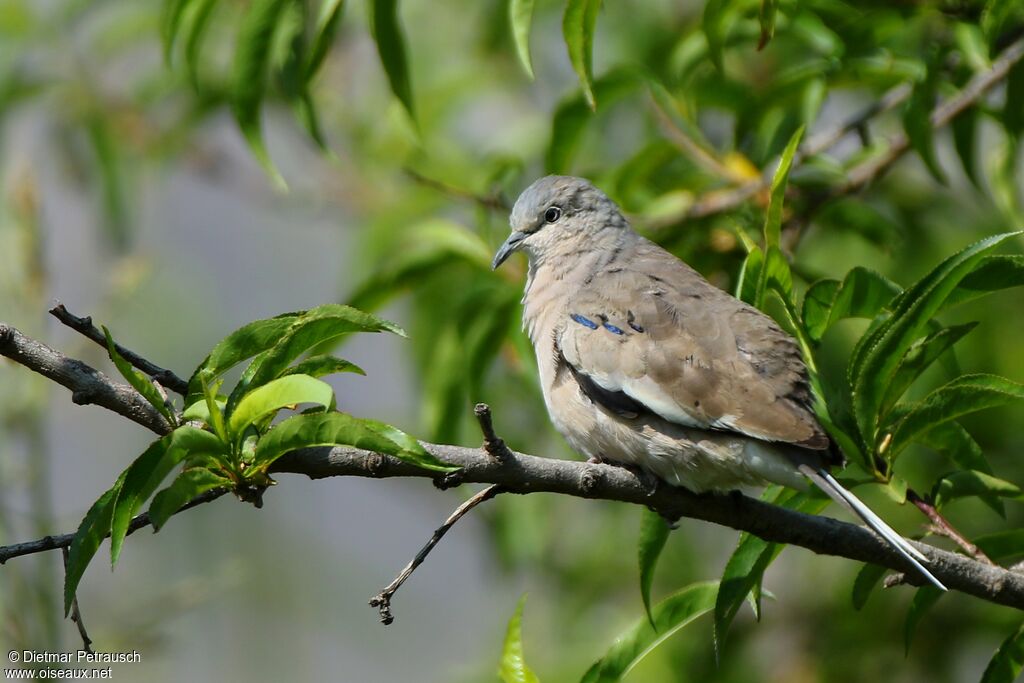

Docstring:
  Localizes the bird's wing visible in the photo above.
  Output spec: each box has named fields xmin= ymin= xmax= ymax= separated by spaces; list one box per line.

xmin=556 ymin=239 xmax=829 ymax=450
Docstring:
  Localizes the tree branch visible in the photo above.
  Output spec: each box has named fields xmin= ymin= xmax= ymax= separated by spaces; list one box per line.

xmin=49 ymin=303 xmax=190 ymax=396
xmin=2 ymin=321 xmax=1023 ymax=612
xmin=0 ymin=322 xmax=171 ymax=435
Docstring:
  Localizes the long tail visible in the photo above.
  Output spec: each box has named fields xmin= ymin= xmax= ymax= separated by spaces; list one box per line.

xmin=798 ymin=465 xmax=947 ymax=591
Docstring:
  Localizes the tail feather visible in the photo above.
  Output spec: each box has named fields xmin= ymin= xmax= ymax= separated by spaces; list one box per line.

xmin=798 ymin=465 xmax=947 ymax=592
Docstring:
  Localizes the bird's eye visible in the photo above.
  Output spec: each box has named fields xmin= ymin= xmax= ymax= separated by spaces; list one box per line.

xmin=544 ymin=206 xmax=562 ymax=223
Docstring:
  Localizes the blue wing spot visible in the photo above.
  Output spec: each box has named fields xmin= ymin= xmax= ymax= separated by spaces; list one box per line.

xmin=603 ymin=322 xmax=625 ymax=335
xmin=627 ymin=310 xmax=644 ymax=333
xmin=570 ymin=313 xmax=599 ymax=330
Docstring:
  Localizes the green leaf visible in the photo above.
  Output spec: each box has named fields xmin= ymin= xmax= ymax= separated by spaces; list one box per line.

xmin=563 ymin=0 xmax=601 ymax=110
xmin=735 ymin=245 xmax=764 ymax=306
xmin=852 ymin=563 xmax=887 ymax=610
xmin=188 ymin=312 xmax=302 ymax=399
xmin=975 ymin=530 xmax=1024 ymax=563
xmin=755 ymin=246 xmax=793 ymax=311
xmin=227 ymin=375 xmax=336 ymax=439
xmin=802 ymin=268 xmax=901 ymax=342
xmin=279 ymin=355 xmax=365 ymax=379
xmin=581 ymin=582 xmax=718 ymax=683
xmin=305 ymin=0 xmax=346 ymax=79
xmin=499 ymin=595 xmax=539 ymax=683
xmin=161 ymin=0 xmax=197 ymax=62
xmin=902 ymin=59 xmax=946 ymax=184
xmin=879 ymin=322 xmax=978 ymax=418
xmin=763 ymin=126 xmax=804 ymax=249
xmin=850 ymin=232 xmax=1021 ymax=448
xmin=509 ymin=0 xmax=537 ymax=79
xmin=369 ymin=0 xmax=416 ymax=123
xmin=183 ymin=0 xmax=218 ymax=87
xmin=981 ymin=622 xmax=1024 ymax=683
xmin=917 ymin=422 xmax=1003 ymax=516
xmin=951 ymin=103 xmax=980 ymax=188
xmin=109 ymin=427 xmax=227 ymax=566
xmin=889 ymin=374 xmax=1024 ymax=458
xmin=250 ymin=411 xmax=455 ymax=472
xmin=148 ymin=469 xmax=232 ymax=531
xmin=65 ymin=473 xmax=127 ymax=616
xmin=231 ymin=0 xmax=291 ymax=189
xmin=227 ymin=304 xmax=401 ymax=410
xmin=702 ymin=0 xmax=730 ymax=72
xmin=933 ymin=470 xmax=1023 ymax=508
xmin=945 ymin=255 xmax=1024 ymax=309
xmin=638 ymin=508 xmax=671 ymax=629
xmin=757 ymin=0 xmax=778 ymax=50
xmin=102 ymin=326 xmax=175 ymax=425
xmin=904 ymin=586 xmax=943 ymax=653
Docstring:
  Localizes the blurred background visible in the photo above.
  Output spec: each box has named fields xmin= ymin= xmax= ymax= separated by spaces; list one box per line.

xmin=1 ymin=0 xmax=1023 ymax=681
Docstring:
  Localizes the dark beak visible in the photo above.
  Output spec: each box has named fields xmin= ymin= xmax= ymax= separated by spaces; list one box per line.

xmin=492 ymin=231 xmax=527 ymax=270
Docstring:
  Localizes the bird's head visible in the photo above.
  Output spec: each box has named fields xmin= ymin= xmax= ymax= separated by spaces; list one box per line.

xmin=492 ymin=175 xmax=629 ymax=270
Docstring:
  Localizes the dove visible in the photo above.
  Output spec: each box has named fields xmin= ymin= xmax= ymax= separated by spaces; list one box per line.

xmin=492 ymin=175 xmax=943 ymax=591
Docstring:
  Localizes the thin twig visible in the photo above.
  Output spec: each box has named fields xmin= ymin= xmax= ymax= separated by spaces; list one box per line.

xmin=907 ymin=489 xmax=996 ymax=566
xmin=474 ymin=402 xmax=513 ymax=462
xmin=49 ymin=302 xmax=190 ymax=395
xmin=369 ymin=484 xmax=503 ymax=625
xmin=404 ymin=169 xmax=510 ymax=212
xmin=62 ymin=546 xmax=94 ymax=653
xmin=0 ymin=489 xmax=226 ymax=564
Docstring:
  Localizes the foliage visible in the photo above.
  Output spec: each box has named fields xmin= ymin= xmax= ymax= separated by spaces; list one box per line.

xmin=3 ymin=0 xmax=1024 ymax=680
xmin=64 ymin=304 xmax=453 ymax=614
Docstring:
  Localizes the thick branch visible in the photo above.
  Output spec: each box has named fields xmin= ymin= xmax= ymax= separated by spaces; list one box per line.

xmin=2 ymin=321 xmax=1023 ymax=611
xmin=0 ymin=322 xmax=171 ymax=434
xmin=272 ymin=445 xmax=1024 ymax=611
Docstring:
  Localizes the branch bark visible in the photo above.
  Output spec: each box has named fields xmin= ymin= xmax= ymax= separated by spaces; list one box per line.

xmin=2 ymin=320 xmax=1023 ymax=611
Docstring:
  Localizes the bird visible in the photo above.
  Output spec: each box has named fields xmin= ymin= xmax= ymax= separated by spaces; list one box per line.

xmin=491 ymin=174 xmax=944 ymax=591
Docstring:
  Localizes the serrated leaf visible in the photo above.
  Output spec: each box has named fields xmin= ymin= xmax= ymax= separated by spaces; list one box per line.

xmin=581 ymin=582 xmax=718 ymax=683
xmin=227 ymin=304 xmax=402 ymax=410
xmin=903 ymin=59 xmax=946 ymax=184
xmin=933 ymin=470 xmax=1023 ymax=508
xmin=279 ymin=355 xmax=364 ymax=379
xmin=188 ymin=312 xmax=302 ymax=400
xmin=231 ymin=0 xmax=291 ymax=189
xmin=563 ymin=0 xmax=601 ymax=110
xmin=305 ymin=0 xmax=346 ymax=79
xmin=981 ymin=622 xmax=1024 ymax=683
xmin=889 ymin=374 xmax=1024 ymax=458
xmin=509 ymin=0 xmax=536 ymax=79
xmin=149 ymin=469 xmax=232 ymax=531
xmin=499 ymin=595 xmax=539 ymax=683
xmin=917 ymin=421 xmax=1004 ymax=517
xmin=638 ymin=508 xmax=671 ymax=629
xmin=904 ymin=585 xmax=943 ymax=653
xmin=109 ymin=427 xmax=227 ymax=566
xmin=945 ymin=255 xmax=1024 ymax=309
xmin=879 ymin=322 xmax=978 ymax=418
xmin=369 ymin=0 xmax=416 ymax=123
xmin=102 ymin=326 xmax=175 ymax=425
xmin=852 ymin=563 xmax=887 ymax=610
xmin=802 ymin=268 xmax=901 ymax=342
xmin=763 ymin=126 xmax=804 ymax=249
xmin=250 ymin=411 xmax=455 ymax=472
xmin=227 ymin=374 xmax=336 ymax=439
xmin=65 ymin=473 xmax=127 ymax=616
xmin=850 ymin=232 xmax=1021 ymax=448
